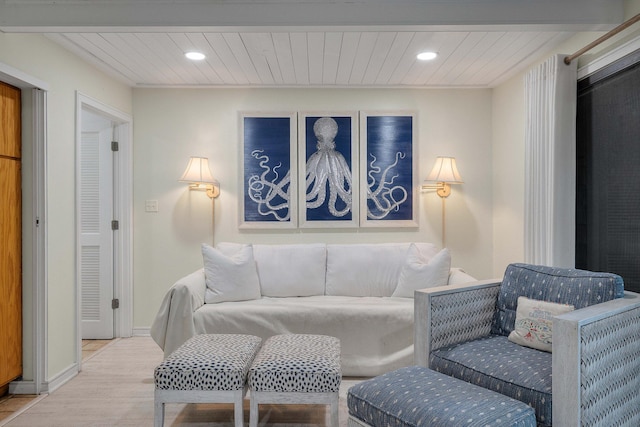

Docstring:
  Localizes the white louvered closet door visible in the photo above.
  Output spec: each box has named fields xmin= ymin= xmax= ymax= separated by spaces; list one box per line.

xmin=80 ymin=126 xmax=114 ymax=339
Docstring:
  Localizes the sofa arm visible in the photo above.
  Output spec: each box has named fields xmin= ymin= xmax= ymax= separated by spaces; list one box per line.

xmin=150 ymin=269 xmax=206 ymax=357
xmin=553 ymin=291 xmax=640 ymax=427
xmin=414 ymin=279 xmax=501 ymax=367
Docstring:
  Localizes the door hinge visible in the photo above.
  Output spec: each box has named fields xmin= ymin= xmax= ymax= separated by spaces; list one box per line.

xmin=111 ymin=299 xmax=120 ymax=310
xmin=111 ymin=220 xmax=119 ymax=230
xmin=111 ymin=141 xmax=119 ymax=152
xmin=35 ymin=217 xmax=40 ymax=227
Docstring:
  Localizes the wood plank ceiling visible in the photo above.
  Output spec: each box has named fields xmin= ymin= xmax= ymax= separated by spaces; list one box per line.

xmin=1 ymin=0 xmax=624 ymax=88
xmin=46 ymin=30 xmax=573 ymax=88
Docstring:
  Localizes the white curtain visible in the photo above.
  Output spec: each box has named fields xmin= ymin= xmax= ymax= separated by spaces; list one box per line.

xmin=524 ymin=54 xmax=577 ymax=267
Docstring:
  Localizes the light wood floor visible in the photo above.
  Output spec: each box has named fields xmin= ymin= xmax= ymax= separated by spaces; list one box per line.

xmin=0 ymin=339 xmax=113 ymax=425
xmin=0 ymin=337 xmax=362 ymax=426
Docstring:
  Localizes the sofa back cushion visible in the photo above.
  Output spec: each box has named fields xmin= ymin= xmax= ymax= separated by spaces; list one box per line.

xmin=325 ymin=243 xmax=439 ymax=297
xmin=253 ymin=243 xmax=327 ymax=297
xmin=491 ymin=263 xmax=625 ymax=336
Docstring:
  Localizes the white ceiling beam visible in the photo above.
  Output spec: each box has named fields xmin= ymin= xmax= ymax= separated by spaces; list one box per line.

xmin=0 ymin=0 xmax=624 ymax=32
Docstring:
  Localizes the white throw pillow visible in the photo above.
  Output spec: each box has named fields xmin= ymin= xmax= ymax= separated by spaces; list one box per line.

xmin=253 ymin=244 xmax=327 ymax=297
xmin=202 ymin=243 xmax=261 ymax=304
xmin=216 ymin=241 xmax=245 ymax=255
xmin=508 ymin=296 xmax=574 ymax=352
xmin=392 ymin=246 xmax=451 ymax=297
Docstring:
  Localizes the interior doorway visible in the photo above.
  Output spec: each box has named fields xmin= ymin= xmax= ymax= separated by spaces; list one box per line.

xmin=79 ymin=107 xmax=117 ymax=339
xmin=75 ymin=93 xmax=132 ymax=367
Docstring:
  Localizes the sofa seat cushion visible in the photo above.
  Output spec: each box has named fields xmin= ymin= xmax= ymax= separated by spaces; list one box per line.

xmin=430 ymin=335 xmax=552 ymax=426
xmin=194 ymin=296 xmax=414 ymax=377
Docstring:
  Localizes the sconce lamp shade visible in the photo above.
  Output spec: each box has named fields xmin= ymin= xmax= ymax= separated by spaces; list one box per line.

xmin=426 ymin=156 xmax=463 ymax=184
xmin=180 ymin=156 xmax=220 ymax=198
xmin=422 ymin=156 xmax=462 ymax=198
xmin=180 ymin=156 xmax=216 ymax=184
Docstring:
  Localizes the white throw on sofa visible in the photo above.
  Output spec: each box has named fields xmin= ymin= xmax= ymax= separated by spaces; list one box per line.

xmin=150 ymin=242 xmax=475 ymax=376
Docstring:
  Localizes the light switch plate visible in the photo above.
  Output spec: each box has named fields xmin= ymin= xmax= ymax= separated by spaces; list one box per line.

xmin=145 ymin=200 xmax=159 ymax=213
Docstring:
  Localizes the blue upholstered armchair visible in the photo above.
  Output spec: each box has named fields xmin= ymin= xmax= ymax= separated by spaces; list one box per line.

xmin=414 ymin=263 xmax=640 ymax=427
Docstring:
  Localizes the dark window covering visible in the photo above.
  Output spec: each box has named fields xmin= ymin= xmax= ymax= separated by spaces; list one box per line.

xmin=576 ymin=48 xmax=640 ymax=293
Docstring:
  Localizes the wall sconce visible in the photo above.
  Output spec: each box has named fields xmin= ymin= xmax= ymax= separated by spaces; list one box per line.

xmin=422 ymin=156 xmax=463 ymax=246
xmin=179 ymin=156 xmax=220 ymax=199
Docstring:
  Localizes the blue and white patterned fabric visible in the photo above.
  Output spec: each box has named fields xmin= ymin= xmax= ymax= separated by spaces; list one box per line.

xmin=431 ymin=335 xmax=551 ymax=426
xmin=491 ymin=263 xmax=624 ymax=336
xmin=348 ymin=366 xmax=536 ymax=427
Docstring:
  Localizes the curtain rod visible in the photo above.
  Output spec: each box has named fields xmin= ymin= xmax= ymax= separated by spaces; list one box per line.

xmin=564 ymin=12 xmax=640 ymax=65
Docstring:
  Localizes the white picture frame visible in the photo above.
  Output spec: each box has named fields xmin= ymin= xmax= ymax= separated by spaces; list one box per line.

xmin=298 ymin=112 xmax=359 ymax=228
xmin=239 ymin=111 xmax=298 ymax=229
xmin=359 ymin=111 xmax=419 ymax=228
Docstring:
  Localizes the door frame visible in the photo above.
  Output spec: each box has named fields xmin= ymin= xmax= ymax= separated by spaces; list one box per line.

xmin=75 ymin=93 xmax=133 ymax=369
xmin=0 ymin=62 xmax=48 ymax=395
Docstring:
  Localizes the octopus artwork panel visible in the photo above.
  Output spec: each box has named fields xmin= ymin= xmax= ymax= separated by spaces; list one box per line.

xmin=239 ymin=112 xmax=298 ymax=228
xmin=359 ymin=112 xmax=418 ymax=228
xmin=298 ymin=112 xmax=359 ymax=228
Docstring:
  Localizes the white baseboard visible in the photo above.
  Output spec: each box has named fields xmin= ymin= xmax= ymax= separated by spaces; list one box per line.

xmin=46 ymin=362 xmax=79 ymax=393
xmin=9 ymin=380 xmax=40 ymax=395
xmin=132 ymin=327 xmax=151 ymax=337
xmin=9 ymin=362 xmax=79 ymax=395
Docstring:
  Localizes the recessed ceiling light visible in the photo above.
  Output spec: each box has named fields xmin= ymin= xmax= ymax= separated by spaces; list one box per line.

xmin=417 ymin=51 xmax=438 ymax=61
xmin=185 ymin=51 xmax=206 ymax=61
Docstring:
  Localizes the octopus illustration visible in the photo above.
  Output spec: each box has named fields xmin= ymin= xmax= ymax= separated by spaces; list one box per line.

xmin=305 ymin=117 xmax=352 ymax=217
xmin=366 ymin=151 xmax=408 ymax=219
xmin=246 ymin=150 xmax=291 ymax=221
xmin=246 ymin=116 xmax=409 ymax=221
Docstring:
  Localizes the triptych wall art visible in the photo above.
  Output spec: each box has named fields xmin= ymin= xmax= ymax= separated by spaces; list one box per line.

xmin=240 ymin=111 xmax=417 ymax=229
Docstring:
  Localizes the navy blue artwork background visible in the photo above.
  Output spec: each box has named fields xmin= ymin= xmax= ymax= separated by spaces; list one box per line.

xmin=304 ymin=116 xmax=353 ymax=221
xmin=243 ymin=117 xmax=291 ymax=222
xmin=365 ymin=115 xmax=413 ymax=221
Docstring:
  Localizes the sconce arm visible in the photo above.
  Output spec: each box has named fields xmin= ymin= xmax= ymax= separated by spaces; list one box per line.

xmin=188 ymin=181 xmax=220 ymax=199
xmin=206 ymin=182 xmax=220 ymax=199
xmin=421 ymin=182 xmax=451 ymax=198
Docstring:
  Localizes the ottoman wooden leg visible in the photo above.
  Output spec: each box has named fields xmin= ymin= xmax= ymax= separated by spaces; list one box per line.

xmin=329 ymin=393 xmax=339 ymax=427
xmin=154 ymin=396 xmax=164 ymax=427
xmin=233 ymin=389 xmax=245 ymax=427
xmin=249 ymin=393 xmax=259 ymax=427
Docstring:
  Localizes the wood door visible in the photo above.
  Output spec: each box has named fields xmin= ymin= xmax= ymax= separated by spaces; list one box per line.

xmin=0 ymin=81 xmax=22 ymax=389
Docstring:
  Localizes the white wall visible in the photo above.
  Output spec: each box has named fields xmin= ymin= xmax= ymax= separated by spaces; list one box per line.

xmin=0 ymin=33 xmax=132 ymax=382
xmin=132 ymin=87 xmax=494 ymax=327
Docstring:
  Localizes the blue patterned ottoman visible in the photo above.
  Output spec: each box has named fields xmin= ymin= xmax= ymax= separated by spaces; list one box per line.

xmin=154 ymin=334 xmax=262 ymax=427
xmin=348 ymin=366 xmax=536 ymax=427
xmin=248 ymin=334 xmax=341 ymax=427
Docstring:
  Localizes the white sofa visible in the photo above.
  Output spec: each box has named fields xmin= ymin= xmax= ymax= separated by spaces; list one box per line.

xmin=150 ymin=242 xmax=475 ymax=377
